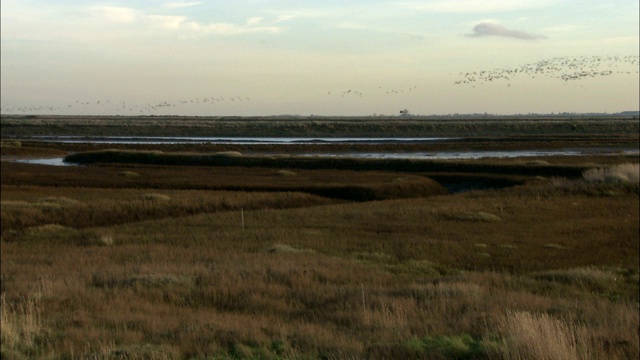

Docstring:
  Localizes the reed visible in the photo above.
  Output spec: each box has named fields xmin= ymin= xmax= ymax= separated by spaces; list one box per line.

xmin=1 ymin=137 xmax=637 ymax=359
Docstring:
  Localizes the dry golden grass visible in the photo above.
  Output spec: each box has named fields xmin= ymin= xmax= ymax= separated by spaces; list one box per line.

xmin=1 ymin=140 xmax=638 ymax=358
xmin=583 ymin=163 xmax=639 ymax=184
xmin=498 ymin=310 xmax=592 ymax=360
xmin=2 ymin=183 xmax=637 ymax=358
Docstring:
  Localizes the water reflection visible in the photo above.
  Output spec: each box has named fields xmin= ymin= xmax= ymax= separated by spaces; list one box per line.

xmin=13 ymin=158 xmax=75 ymax=166
xmin=25 ymin=136 xmax=453 ymax=145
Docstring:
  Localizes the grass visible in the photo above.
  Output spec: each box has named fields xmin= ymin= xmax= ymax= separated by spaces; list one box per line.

xmin=2 ymin=180 xmax=637 ymax=358
xmin=62 ymin=149 xmax=591 ymax=179
xmin=2 ymin=114 xmax=639 ymax=138
xmin=0 ymin=294 xmax=45 ymax=359
xmin=1 ymin=132 xmax=638 ymax=359
xmin=583 ymin=163 xmax=639 ymax=184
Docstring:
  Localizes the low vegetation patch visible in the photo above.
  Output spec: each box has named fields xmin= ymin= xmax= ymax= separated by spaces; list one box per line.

xmin=17 ymin=224 xmax=114 ymax=246
xmin=582 ymin=162 xmax=639 ymax=184
xmin=117 ymin=170 xmax=140 ymax=177
xmin=0 ymin=140 xmax=21 ymax=148
xmin=368 ymin=334 xmax=502 ymax=359
xmin=439 ymin=211 xmax=502 ymax=222
xmin=141 ymin=193 xmax=171 ymax=201
xmin=0 ymin=295 xmax=45 ymax=359
xmin=212 ymin=151 xmax=242 ymax=158
xmin=275 ymin=169 xmax=297 ymax=176
xmin=265 ymin=243 xmax=314 ymax=254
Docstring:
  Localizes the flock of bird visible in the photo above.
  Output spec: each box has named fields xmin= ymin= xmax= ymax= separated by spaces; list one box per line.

xmin=454 ymin=55 xmax=639 ymax=87
xmin=327 ymin=85 xmax=419 ymax=99
xmin=0 ymin=95 xmax=253 ymax=115
xmin=1 ymin=55 xmax=637 ymax=115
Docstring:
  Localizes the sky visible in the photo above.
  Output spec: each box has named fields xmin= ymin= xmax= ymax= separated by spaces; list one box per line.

xmin=1 ymin=0 xmax=639 ymax=116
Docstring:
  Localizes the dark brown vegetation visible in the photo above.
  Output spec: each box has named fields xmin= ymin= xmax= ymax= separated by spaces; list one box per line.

xmin=1 ymin=118 xmax=639 ymax=359
xmin=2 ymin=114 xmax=639 ymax=138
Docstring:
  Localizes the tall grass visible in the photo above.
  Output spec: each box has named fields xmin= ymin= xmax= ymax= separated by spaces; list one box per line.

xmin=1 ymin=295 xmax=45 ymax=358
xmin=499 ymin=311 xmax=584 ymax=360
xmin=2 ymin=185 xmax=637 ymax=358
xmin=1 ymin=140 xmax=638 ymax=358
xmin=583 ymin=163 xmax=639 ymax=184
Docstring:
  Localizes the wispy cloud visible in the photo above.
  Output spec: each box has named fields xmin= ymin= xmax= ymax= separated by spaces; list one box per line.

xmin=185 ymin=21 xmax=281 ymax=35
xmin=400 ymin=0 xmax=556 ymax=13
xmin=91 ymin=6 xmax=137 ymax=24
xmin=90 ymin=5 xmax=280 ymax=35
xmin=145 ymin=15 xmax=187 ymax=30
xmin=542 ymin=24 xmax=585 ymax=33
xmin=337 ymin=22 xmax=367 ymax=30
xmin=466 ymin=22 xmax=547 ymax=40
xmin=268 ymin=8 xmax=335 ymax=24
xmin=162 ymin=1 xmax=202 ymax=10
xmin=246 ymin=17 xmax=263 ymax=26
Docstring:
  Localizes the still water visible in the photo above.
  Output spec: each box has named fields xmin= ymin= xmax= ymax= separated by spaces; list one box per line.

xmin=11 ymin=136 xmax=638 ymax=166
xmin=26 ymin=136 xmax=455 ymax=144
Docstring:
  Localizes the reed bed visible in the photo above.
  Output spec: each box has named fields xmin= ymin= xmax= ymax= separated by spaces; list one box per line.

xmin=2 ymin=182 xmax=638 ymax=358
xmin=1 ymin=139 xmax=638 ymax=359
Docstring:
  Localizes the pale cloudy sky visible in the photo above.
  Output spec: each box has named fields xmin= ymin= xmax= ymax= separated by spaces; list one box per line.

xmin=1 ymin=0 xmax=638 ymax=116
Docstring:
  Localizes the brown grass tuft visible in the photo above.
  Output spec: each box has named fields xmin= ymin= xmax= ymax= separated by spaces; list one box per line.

xmin=275 ymin=170 xmax=297 ymax=176
xmin=498 ymin=310 xmax=594 ymax=360
xmin=441 ymin=211 xmax=502 ymax=222
xmin=583 ymin=163 xmax=639 ymax=184
xmin=141 ymin=193 xmax=172 ymax=201
xmin=1 ymin=295 xmax=45 ymax=358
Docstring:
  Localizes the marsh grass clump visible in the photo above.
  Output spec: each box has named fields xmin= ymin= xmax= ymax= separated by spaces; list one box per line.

xmin=275 ymin=170 xmax=297 ymax=176
xmin=1 ymin=200 xmax=32 ymax=208
xmin=0 ymin=294 xmax=47 ymax=359
xmin=212 ymin=151 xmax=242 ymax=158
xmin=0 ymin=197 xmax=79 ymax=210
xmin=91 ymin=272 xmax=192 ymax=289
xmin=440 ymin=211 xmax=502 ymax=222
xmin=37 ymin=197 xmax=79 ymax=208
xmin=529 ymin=267 xmax=636 ymax=297
xmin=543 ymin=243 xmax=568 ymax=250
xmin=367 ymin=334 xmax=502 ymax=360
xmin=265 ymin=244 xmax=313 ymax=254
xmin=526 ymin=160 xmax=551 ymax=166
xmin=498 ymin=310 xmax=594 ymax=360
xmin=582 ymin=163 xmax=639 ymax=184
xmin=141 ymin=193 xmax=171 ymax=201
xmin=23 ymin=224 xmax=115 ymax=247
xmin=0 ymin=140 xmax=22 ymax=148
xmin=117 ymin=171 xmax=140 ymax=178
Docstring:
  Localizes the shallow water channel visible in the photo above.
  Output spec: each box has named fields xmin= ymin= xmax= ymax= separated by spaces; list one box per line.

xmin=11 ymin=136 xmax=639 ymax=166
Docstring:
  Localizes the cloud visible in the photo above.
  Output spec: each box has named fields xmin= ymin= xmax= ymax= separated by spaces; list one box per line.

xmin=268 ymin=8 xmax=333 ymax=24
xmin=90 ymin=5 xmax=280 ymax=35
xmin=466 ymin=22 xmax=547 ymax=40
xmin=184 ymin=21 xmax=281 ymax=35
xmin=91 ymin=6 xmax=137 ymax=24
xmin=144 ymin=15 xmax=187 ymax=30
xmin=246 ymin=17 xmax=263 ymax=26
xmin=542 ymin=24 xmax=585 ymax=33
xmin=162 ymin=1 xmax=202 ymax=9
xmin=337 ymin=22 xmax=367 ymax=30
xmin=400 ymin=0 xmax=556 ymax=13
